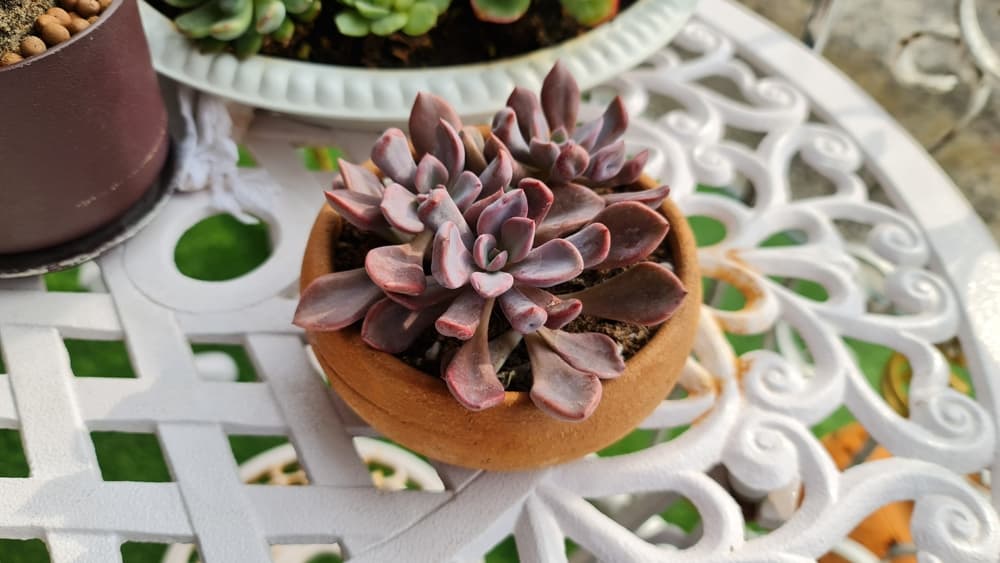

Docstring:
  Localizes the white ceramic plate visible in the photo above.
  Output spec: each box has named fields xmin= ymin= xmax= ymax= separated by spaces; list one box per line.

xmin=140 ymin=0 xmax=697 ymax=129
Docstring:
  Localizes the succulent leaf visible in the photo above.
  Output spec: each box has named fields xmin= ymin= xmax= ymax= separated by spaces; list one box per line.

xmin=449 ymin=171 xmax=483 ymax=211
xmin=254 ymin=0 xmax=286 ymax=34
xmin=478 ymin=147 xmax=514 ymax=196
xmin=499 ymin=288 xmax=547 ymax=333
xmin=335 ymin=10 xmax=371 ymax=36
xmin=364 ymin=240 xmax=428 ymax=296
xmin=536 ymin=183 xmax=605 ymax=240
xmin=432 ymin=222 xmax=475 ymax=289
xmin=361 ymin=298 xmax=441 ymax=354
xmin=418 ymin=188 xmax=473 ymax=244
xmin=592 ymin=201 xmax=669 ymax=269
xmin=550 ymin=142 xmax=591 ymax=186
xmin=324 ymin=190 xmax=389 ymax=232
xmin=538 ymin=327 xmax=625 ymax=379
xmin=518 ymin=286 xmax=582 ymax=330
xmin=564 ymin=222 xmax=611 ymax=268
xmin=403 ymin=1 xmax=441 ymax=35
xmin=476 ymin=189 xmax=528 ymax=239
xmin=499 ymin=216 xmax=535 ymax=263
xmin=525 ymin=334 xmax=601 ymax=421
xmin=414 ymin=154 xmax=450 ymax=194
xmin=559 ymin=0 xmax=619 ymax=27
xmin=460 ymin=127 xmax=488 ymax=173
xmin=338 ymin=159 xmax=384 ymax=197
xmin=470 ymin=0 xmax=530 ymax=23
xmin=601 ymin=180 xmax=669 ymax=208
xmin=585 ymin=139 xmax=626 ymax=183
xmin=540 ymin=60 xmax=580 ymax=134
xmin=409 ymin=92 xmax=463 ymax=158
xmin=506 ymin=239 xmax=583 ymax=287
xmin=564 ymin=262 xmax=688 ymax=325
xmin=507 ymin=87 xmax=549 ymax=141
xmin=491 ymin=108 xmax=531 ymax=161
xmin=444 ymin=298 xmax=506 ymax=410
xmin=380 ymin=183 xmax=423 ymax=234
xmin=372 ymin=128 xmax=417 ymax=187
xmin=294 ymin=268 xmax=382 ymax=330
xmin=472 ymin=234 xmax=499 ymax=271
xmin=435 ymin=119 xmax=466 ymax=181
xmin=385 ymin=277 xmax=457 ymax=310
xmin=517 ymin=178 xmax=554 ymax=224
xmin=435 ymin=288 xmax=485 ymax=340
xmin=469 ymin=271 xmax=514 ymax=298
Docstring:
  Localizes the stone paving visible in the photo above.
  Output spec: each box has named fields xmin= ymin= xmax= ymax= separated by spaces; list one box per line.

xmin=737 ymin=0 xmax=1000 ymax=241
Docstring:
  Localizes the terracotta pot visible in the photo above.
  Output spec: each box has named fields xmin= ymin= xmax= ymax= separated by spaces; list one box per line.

xmin=301 ymin=176 xmax=701 ymax=471
xmin=0 ymin=0 xmax=168 ymax=254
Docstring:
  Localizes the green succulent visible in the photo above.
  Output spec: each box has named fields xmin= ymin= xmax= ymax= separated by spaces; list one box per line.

xmin=333 ymin=0 xmax=450 ymax=37
xmin=168 ymin=0 xmax=322 ymax=58
xmin=471 ymin=0 xmax=619 ymax=27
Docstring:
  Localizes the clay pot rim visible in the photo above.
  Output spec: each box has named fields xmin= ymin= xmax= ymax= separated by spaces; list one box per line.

xmin=300 ymin=177 xmax=699 ymax=406
xmin=0 ymin=0 xmax=122 ymax=73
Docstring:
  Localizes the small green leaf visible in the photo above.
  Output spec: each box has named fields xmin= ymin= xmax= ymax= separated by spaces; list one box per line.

xmin=559 ymin=0 xmax=619 ymax=27
xmin=371 ymin=11 xmax=407 ymax=35
xmin=393 ymin=0 xmax=414 ymax=9
xmin=470 ymin=0 xmax=530 ymax=23
xmin=402 ymin=1 xmax=438 ymax=35
xmin=234 ymin=29 xmax=263 ymax=58
xmin=335 ymin=10 xmax=372 ymax=36
xmin=424 ymin=0 xmax=449 ymax=12
xmin=271 ymin=15 xmax=295 ymax=44
xmin=353 ymin=0 xmax=392 ymax=18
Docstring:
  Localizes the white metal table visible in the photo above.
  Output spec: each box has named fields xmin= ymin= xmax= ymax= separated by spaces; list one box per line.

xmin=1 ymin=1 xmax=999 ymax=561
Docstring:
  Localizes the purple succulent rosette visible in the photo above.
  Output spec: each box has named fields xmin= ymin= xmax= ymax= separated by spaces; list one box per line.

xmin=295 ymin=62 xmax=688 ymax=421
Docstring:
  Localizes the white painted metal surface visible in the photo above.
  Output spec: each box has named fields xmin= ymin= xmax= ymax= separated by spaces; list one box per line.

xmin=1 ymin=1 xmax=998 ymax=561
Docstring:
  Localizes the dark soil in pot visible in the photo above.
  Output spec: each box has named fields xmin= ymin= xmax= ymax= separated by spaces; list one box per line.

xmin=147 ymin=0 xmax=637 ymax=67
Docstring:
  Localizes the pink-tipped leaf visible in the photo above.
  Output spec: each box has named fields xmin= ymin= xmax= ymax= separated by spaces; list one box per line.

xmin=507 ymin=239 xmax=583 ymax=287
xmin=365 ymin=243 xmax=427 ymax=296
xmin=603 ymin=150 xmax=650 ymax=188
xmin=460 ymin=126 xmax=488 ymax=173
xmin=536 ymin=183 xmax=605 ymax=241
xmin=432 ymin=221 xmax=474 ymax=289
xmin=479 ymin=147 xmax=513 ymax=196
xmin=435 ymin=119 xmax=466 ymax=182
xmin=338 ymin=159 xmax=384 ymax=198
xmin=499 ymin=216 xmax=535 ymax=263
xmin=499 ymin=287 xmax=547 ymax=333
xmin=325 ymin=190 xmax=388 ymax=232
xmin=371 ymin=128 xmax=416 ymax=187
xmin=593 ymin=201 xmax=670 ymax=269
xmin=385 ymin=277 xmax=458 ymax=310
xmin=361 ymin=298 xmax=441 ymax=354
xmin=477 ymin=189 xmax=528 ymax=239
xmin=472 ymin=233 xmax=499 ymax=270
xmin=549 ymin=142 xmax=591 ymax=186
xmin=541 ymin=61 xmax=580 ymax=134
xmin=435 ymin=288 xmax=485 ymax=340
xmin=491 ymin=107 xmax=531 ymax=161
xmin=470 ymin=271 xmax=514 ymax=298
xmin=525 ymin=334 xmax=601 ymax=421
xmin=538 ymin=327 xmax=625 ymax=379
xmin=563 ymin=262 xmax=687 ymax=325
xmin=462 ymin=189 xmax=504 ymax=228
xmin=293 ymin=268 xmax=382 ymax=331
xmin=414 ymin=154 xmax=449 ymax=194
xmin=444 ymin=298 xmax=506 ymax=411
xmin=409 ymin=92 xmax=463 ymax=157
xmin=529 ymin=138 xmax=560 ymax=171
xmin=449 ymin=171 xmax=483 ymax=211
xmin=518 ymin=178 xmax=554 ymax=225
xmin=602 ymin=182 xmax=670 ymax=208
xmin=418 ymin=188 xmax=473 ymax=245
xmin=380 ymin=183 xmax=422 ymax=234
xmin=585 ymin=139 xmax=626 ymax=183
xmin=507 ymin=86 xmax=549 ymax=141
xmin=519 ymin=286 xmax=583 ymax=329
xmin=565 ymin=223 xmax=611 ymax=268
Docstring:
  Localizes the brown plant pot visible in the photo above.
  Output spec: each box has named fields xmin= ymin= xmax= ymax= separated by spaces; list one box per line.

xmin=301 ymin=175 xmax=701 ymax=471
xmin=0 ymin=0 xmax=168 ymax=255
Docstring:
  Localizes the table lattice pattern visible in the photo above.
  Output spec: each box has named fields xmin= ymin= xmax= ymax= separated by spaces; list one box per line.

xmin=1 ymin=1 xmax=999 ymax=561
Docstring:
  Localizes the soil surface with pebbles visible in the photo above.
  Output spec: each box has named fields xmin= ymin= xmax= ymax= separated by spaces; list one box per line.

xmin=0 ymin=0 xmax=55 ymax=54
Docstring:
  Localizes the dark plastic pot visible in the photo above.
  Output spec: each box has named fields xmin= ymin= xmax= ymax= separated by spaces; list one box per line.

xmin=0 ymin=0 xmax=168 ymax=254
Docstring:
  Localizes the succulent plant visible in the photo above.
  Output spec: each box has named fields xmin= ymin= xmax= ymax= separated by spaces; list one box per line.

xmin=471 ymin=0 xmax=619 ymax=27
xmin=294 ymin=63 xmax=687 ymax=421
xmin=168 ymin=0 xmax=320 ymax=58
xmin=334 ymin=0 xmax=450 ymax=37
xmin=489 ymin=61 xmax=659 ymax=197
